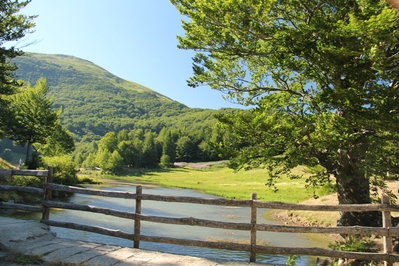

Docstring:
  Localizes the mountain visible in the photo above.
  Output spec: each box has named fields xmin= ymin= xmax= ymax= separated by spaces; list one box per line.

xmin=12 ymin=53 xmax=229 ymax=141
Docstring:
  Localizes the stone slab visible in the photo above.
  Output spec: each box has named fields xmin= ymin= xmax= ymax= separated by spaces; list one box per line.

xmin=0 ymin=217 xmax=277 ymax=266
xmin=0 ymin=218 xmax=56 ymax=248
xmin=62 ymin=248 xmax=104 ymax=265
xmin=42 ymin=245 xmax=90 ymax=262
xmin=9 ymin=238 xmax=64 ymax=254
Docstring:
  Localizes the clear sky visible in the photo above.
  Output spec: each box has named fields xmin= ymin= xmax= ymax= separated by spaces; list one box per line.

xmin=15 ymin=0 xmax=240 ymax=110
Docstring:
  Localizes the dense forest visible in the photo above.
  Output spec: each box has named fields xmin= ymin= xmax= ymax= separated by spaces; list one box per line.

xmin=0 ymin=53 xmax=238 ymax=170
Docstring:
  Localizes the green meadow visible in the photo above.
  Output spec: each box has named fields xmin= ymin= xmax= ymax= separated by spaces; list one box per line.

xmin=79 ymin=163 xmax=334 ymax=203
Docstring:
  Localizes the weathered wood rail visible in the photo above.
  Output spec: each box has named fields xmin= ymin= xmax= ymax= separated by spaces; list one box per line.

xmin=1 ymin=167 xmax=399 ymax=265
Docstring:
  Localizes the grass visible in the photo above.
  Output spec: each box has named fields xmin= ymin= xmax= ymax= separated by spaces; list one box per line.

xmin=0 ymin=158 xmax=15 ymax=169
xmin=78 ymin=164 xmax=333 ymax=203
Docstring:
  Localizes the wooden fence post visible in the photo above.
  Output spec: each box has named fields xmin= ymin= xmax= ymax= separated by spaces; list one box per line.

xmin=134 ymin=185 xmax=142 ymax=248
xmin=250 ymin=192 xmax=257 ymax=262
xmin=382 ymin=193 xmax=392 ymax=266
xmin=41 ymin=166 xmax=53 ymax=221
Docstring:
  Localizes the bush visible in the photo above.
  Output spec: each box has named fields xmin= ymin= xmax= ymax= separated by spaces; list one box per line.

xmin=160 ymin=154 xmax=171 ymax=167
xmin=42 ymin=155 xmax=78 ymax=186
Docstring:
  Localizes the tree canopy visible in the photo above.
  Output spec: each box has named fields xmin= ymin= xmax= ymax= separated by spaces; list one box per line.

xmin=171 ymin=0 xmax=399 ymax=226
xmin=7 ymin=78 xmax=68 ymax=163
xmin=0 ymin=0 xmax=35 ymax=136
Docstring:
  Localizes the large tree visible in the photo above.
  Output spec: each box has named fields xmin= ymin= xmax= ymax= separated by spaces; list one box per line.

xmin=7 ymin=78 xmax=62 ymax=163
xmin=171 ymin=0 xmax=399 ymax=226
xmin=0 ymin=0 xmax=35 ymax=136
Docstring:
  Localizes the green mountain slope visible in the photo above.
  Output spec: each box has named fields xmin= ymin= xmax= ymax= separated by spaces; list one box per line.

xmin=12 ymin=53 xmax=227 ymax=141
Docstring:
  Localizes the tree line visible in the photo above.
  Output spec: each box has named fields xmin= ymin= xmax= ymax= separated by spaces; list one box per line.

xmin=72 ymin=125 xmax=232 ymax=174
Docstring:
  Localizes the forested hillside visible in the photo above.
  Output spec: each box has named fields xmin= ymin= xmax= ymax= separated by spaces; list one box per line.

xmin=2 ymin=53 xmax=238 ymax=168
xmin=12 ymin=53 xmax=231 ymax=142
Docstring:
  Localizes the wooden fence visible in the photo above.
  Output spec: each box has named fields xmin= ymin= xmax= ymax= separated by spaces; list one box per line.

xmin=1 ymin=167 xmax=399 ymax=265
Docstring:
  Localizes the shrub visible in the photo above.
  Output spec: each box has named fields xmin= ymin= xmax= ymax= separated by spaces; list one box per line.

xmin=160 ymin=154 xmax=171 ymax=168
xmin=42 ymin=155 xmax=78 ymax=186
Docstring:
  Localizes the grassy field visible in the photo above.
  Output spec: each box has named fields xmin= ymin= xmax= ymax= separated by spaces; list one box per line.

xmin=78 ymin=162 xmax=334 ymax=203
xmin=0 ymin=158 xmax=15 ymax=169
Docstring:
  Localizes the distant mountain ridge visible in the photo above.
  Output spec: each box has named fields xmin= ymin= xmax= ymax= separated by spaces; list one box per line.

xmin=12 ymin=53 xmax=228 ymax=141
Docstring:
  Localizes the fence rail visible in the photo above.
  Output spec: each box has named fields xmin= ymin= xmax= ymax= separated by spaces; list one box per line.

xmin=1 ymin=167 xmax=399 ymax=265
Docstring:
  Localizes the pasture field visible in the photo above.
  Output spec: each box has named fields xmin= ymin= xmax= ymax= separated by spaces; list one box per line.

xmin=78 ymin=162 xmax=335 ymax=203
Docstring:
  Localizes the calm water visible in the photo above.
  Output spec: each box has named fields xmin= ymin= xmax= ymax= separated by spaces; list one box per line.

xmin=9 ymin=181 xmax=321 ymax=265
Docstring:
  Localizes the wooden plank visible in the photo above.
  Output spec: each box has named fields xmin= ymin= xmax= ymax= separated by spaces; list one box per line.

xmin=43 ymin=183 xmax=137 ymax=199
xmin=142 ymin=194 xmax=252 ymax=207
xmin=0 ymin=169 xmax=12 ymax=178
xmin=42 ymin=200 xmax=252 ymax=230
xmin=12 ymin=170 xmax=48 ymax=177
xmin=42 ymin=200 xmax=137 ymax=219
xmin=254 ymin=200 xmax=399 ymax=212
xmin=255 ymin=223 xmax=399 ymax=237
xmin=138 ymin=234 xmax=251 ymax=251
xmin=0 ymin=202 xmax=43 ymax=212
xmin=0 ymin=185 xmax=45 ymax=194
xmin=41 ymin=219 xmax=133 ymax=240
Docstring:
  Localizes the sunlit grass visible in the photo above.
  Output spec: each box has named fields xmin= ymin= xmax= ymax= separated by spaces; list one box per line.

xmin=79 ymin=164 xmax=333 ymax=203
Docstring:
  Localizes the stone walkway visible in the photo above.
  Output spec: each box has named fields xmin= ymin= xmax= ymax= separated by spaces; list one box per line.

xmin=0 ymin=216 xmax=277 ymax=265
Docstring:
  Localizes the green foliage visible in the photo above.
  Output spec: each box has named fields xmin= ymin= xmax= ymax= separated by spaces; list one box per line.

xmin=285 ymin=255 xmax=300 ymax=266
xmin=329 ymin=236 xmax=378 ymax=265
xmin=86 ymin=125 xmax=236 ymax=171
xmin=171 ymin=0 xmax=399 ymax=226
xmin=24 ymin=151 xmax=41 ymax=169
xmin=35 ymin=122 xmax=75 ymax=157
xmin=0 ymin=0 xmax=36 ymax=138
xmin=6 ymin=78 xmax=64 ymax=163
xmin=8 ymin=175 xmax=41 ymax=188
xmin=176 ymin=136 xmax=195 ymax=162
xmin=161 ymin=129 xmax=176 ymax=163
xmin=160 ymin=154 xmax=172 ymax=167
xmin=142 ymin=132 xmax=158 ymax=168
xmin=104 ymin=150 xmax=124 ymax=174
xmin=329 ymin=237 xmax=374 ymax=252
xmin=42 ymin=155 xmax=78 ymax=186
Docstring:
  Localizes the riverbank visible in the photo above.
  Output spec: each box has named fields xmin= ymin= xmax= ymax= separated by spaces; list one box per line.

xmin=265 ymin=180 xmax=399 ymax=248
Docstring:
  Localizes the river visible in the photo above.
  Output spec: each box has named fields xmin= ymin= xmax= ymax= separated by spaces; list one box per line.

xmin=10 ymin=180 xmax=322 ymax=265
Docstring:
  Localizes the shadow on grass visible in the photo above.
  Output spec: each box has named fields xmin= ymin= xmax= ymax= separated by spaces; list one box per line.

xmin=78 ymin=161 xmax=229 ymax=183
xmin=120 ymin=166 xmax=190 ymax=177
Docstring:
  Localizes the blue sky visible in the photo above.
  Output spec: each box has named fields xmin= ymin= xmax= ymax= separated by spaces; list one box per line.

xmin=16 ymin=0 xmax=240 ymax=110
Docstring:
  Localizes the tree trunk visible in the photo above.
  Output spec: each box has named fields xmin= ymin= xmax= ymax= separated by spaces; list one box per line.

xmin=335 ymin=149 xmax=381 ymax=227
xmin=25 ymin=142 xmax=31 ymax=164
